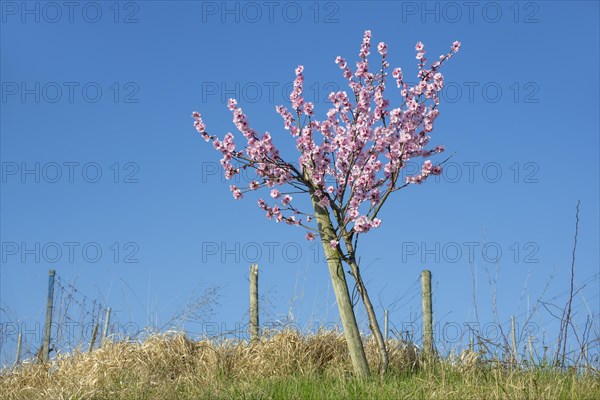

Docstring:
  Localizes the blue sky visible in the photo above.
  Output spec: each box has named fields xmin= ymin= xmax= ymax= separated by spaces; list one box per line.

xmin=1 ymin=1 xmax=599 ymax=364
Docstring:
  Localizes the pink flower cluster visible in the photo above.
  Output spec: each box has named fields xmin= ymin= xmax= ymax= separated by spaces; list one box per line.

xmin=291 ymin=65 xmax=305 ymax=112
xmin=192 ymin=112 xmax=208 ymax=141
xmin=406 ymin=159 xmax=443 ymax=184
xmin=193 ymin=31 xmax=460 ymax=241
xmin=258 ymin=198 xmax=300 ymax=225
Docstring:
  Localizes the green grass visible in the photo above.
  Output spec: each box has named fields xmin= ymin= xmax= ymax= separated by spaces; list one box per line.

xmin=73 ymin=367 xmax=599 ymax=400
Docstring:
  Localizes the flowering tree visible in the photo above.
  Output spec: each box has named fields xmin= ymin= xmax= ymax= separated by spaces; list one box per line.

xmin=192 ymin=31 xmax=460 ymax=377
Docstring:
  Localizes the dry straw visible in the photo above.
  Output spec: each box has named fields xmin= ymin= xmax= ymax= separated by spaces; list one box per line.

xmin=0 ymin=329 xmax=417 ymax=399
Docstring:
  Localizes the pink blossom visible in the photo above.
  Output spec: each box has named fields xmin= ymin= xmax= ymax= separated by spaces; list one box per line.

xmin=258 ymin=199 xmax=267 ymax=210
xmin=289 ymin=65 xmax=306 ymax=111
xmin=348 ymin=208 xmax=359 ymax=221
xmin=193 ymin=31 xmax=459 ymax=239
xmin=353 ymin=216 xmax=372 ymax=233
xmin=304 ymin=102 xmax=314 ymax=116
xmin=423 ymin=160 xmax=433 ymax=172
xmin=359 ymin=30 xmax=372 ymax=58
xmin=330 ymin=239 xmax=339 ymax=248
xmin=227 ymin=98 xmax=237 ymax=111
xmin=229 ymin=185 xmax=242 ymax=200
xmin=355 ymin=61 xmax=369 ymax=78
xmin=276 ymin=105 xmax=294 ymax=129
xmin=392 ymin=68 xmax=403 ymax=87
xmin=285 ymin=215 xmax=299 ymax=225
xmin=192 ymin=111 xmax=206 ymax=133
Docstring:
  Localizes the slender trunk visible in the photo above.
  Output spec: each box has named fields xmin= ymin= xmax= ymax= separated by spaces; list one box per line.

xmin=347 ymin=257 xmax=389 ymax=375
xmin=311 ymin=196 xmax=370 ymax=377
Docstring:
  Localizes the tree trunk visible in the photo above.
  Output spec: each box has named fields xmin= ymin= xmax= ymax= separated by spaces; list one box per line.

xmin=347 ymin=258 xmax=389 ymax=375
xmin=311 ymin=196 xmax=370 ymax=377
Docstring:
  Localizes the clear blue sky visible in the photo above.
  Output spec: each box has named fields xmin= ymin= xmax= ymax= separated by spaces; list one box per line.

xmin=1 ymin=1 xmax=599 ymax=364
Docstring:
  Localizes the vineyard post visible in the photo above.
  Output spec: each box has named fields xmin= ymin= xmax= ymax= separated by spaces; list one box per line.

xmin=42 ymin=269 xmax=56 ymax=363
xmin=250 ymin=264 xmax=259 ymax=343
xmin=511 ymin=316 xmax=518 ymax=365
xmin=102 ymin=307 xmax=112 ymax=345
xmin=89 ymin=324 xmax=99 ymax=352
xmin=384 ymin=309 xmax=389 ymax=341
xmin=14 ymin=333 xmax=22 ymax=368
xmin=421 ymin=270 xmax=433 ymax=359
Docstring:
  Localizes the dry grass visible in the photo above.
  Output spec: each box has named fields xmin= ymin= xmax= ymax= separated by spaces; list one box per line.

xmin=1 ymin=330 xmax=598 ymax=400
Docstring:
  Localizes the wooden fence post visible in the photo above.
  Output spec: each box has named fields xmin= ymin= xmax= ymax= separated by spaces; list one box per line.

xmin=42 ymin=269 xmax=56 ymax=363
xmin=384 ymin=309 xmax=389 ymax=341
xmin=14 ymin=333 xmax=22 ymax=368
xmin=511 ymin=316 xmax=518 ymax=365
xmin=421 ymin=270 xmax=433 ymax=358
xmin=528 ymin=335 xmax=535 ymax=365
xmin=250 ymin=264 xmax=259 ymax=343
xmin=89 ymin=324 xmax=99 ymax=352
xmin=101 ymin=307 xmax=111 ymax=345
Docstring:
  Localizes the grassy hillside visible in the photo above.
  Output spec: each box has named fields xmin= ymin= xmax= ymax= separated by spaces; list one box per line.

xmin=1 ymin=330 xmax=598 ymax=399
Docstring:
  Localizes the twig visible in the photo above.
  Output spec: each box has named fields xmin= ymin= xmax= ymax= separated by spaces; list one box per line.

xmin=556 ymin=200 xmax=580 ymax=367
